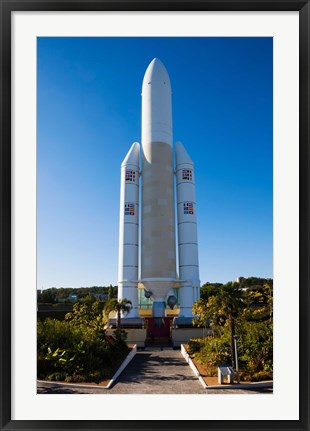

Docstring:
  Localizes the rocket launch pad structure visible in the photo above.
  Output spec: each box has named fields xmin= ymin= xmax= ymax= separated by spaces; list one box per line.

xmin=118 ymin=58 xmax=200 ymax=322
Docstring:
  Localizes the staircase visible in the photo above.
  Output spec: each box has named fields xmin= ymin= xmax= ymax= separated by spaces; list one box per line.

xmin=145 ymin=337 xmax=172 ymax=348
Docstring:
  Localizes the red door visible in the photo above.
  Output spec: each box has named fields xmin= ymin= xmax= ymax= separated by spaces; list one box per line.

xmin=147 ymin=317 xmax=171 ymax=339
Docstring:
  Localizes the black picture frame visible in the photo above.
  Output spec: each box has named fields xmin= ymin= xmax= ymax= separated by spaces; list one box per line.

xmin=1 ymin=1 xmax=309 ymax=430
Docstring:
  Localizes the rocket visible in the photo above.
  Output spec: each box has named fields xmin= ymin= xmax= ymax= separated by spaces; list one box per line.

xmin=118 ymin=58 xmax=200 ymax=319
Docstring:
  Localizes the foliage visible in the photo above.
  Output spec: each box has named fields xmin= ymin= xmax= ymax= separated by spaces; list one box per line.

xmin=251 ymin=371 xmax=273 ymax=382
xmin=206 ymin=283 xmax=244 ymax=324
xmin=238 ymin=277 xmax=273 ymax=289
xmin=37 ymin=300 xmax=128 ymax=383
xmin=113 ymin=327 xmax=128 ymax=347
xmin=193 ymin=282 xmax=244 ymax=369
xmin=236 ymin=319 xmax=273 ymax=373
xmin=40 ymin=288 xmax=57 ymax=304
xmin=242 ymin=283 xmax=273 ymax=320
xmin=65 ymin=301 xmax=105 ymax=334
xmin=200 ymin=283 xmax=222 ymax=301
xmin=192 ymin=299 xmax=211 ymax=328
xmin=108 ymin=284 xmax=115 ymax=300
xmin=38 ymin=285 xmax=118 ymax=304
xmin=187 ymin=338 xmax=205 ymax=355
xmin=189 ymin=330 xmax=231 ymax=376
xmin=191 ymin=278 xmax=273 ymax=380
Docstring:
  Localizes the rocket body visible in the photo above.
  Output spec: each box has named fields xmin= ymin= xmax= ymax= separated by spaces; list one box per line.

xmin=118 ymin=58 xmax=200 ymax=319
xmin=140 ymin=59 xmax=176 ymax=317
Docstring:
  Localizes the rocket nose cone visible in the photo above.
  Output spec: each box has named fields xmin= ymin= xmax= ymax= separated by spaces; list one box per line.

xmin=175 ymin=141 xmax=194 ymax=166
xmin=121 ymin=142 xmax=140 ymax=167
xmin=142 ymin=57 xmax=171 ymax=90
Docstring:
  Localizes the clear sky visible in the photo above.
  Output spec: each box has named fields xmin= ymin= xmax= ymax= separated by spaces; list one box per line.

xmin=37 ymin=37 xmax=273 ymax=289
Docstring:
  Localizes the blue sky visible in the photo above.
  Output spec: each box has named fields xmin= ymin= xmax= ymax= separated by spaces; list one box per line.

xmin=37 ymin=37 xmax=273 ymax=289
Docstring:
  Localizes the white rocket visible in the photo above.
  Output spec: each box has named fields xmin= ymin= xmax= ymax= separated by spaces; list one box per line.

xmin=118 ymin=58 xmax=200 ymax=319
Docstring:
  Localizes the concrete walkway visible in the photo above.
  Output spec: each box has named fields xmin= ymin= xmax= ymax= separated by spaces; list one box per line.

xmin=108 ymin=348 xmax=206 ymax=394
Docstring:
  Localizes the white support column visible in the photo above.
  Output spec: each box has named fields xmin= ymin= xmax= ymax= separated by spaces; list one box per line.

xmin=175 ymin=141 xmax=200 ymax=317
xmin=118 ymin=142 xmax=140 ymax=317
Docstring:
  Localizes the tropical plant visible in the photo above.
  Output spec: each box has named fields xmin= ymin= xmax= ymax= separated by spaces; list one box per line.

xmin=243 ymin=283 xmax=273 ymax=320
xmin=200 ymin=283 xmax=222 ymax=301
xmin=192 ymin=282 xmax=244 ymax=369
xmin=37 ymin=312 xmax=129 ymax=383
xmin=104 ymin=298 xmax=132 ymax=327
xmin=191 ymin=278 xmax=273 ymax=380
xmin=188 ymin=329 xmax=231 ymax=376
xmin=236 ymin=319 xmax=273 ymax=373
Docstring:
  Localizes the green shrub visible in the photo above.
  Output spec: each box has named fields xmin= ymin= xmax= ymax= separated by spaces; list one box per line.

xmin=37 ymin=309 xmax=129 ymax=383
xmin=114 ymin=328 xmax=128 ymax=347
xmin=46 ymin=372 xmax=67 ymax=382
xmin=251 ymin=371 xmax=273 ymax=382
xmin=193 ymin=333 xmax=230 ymax=376
xmin=187 ymin=338 xmax=205 ymax=355
xmin=188 ymin=317 xmax=273 ymax=380
xmin=237 ymin=320 xmax=273 ymax=373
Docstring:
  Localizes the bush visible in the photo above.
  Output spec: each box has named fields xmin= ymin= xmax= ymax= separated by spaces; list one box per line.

xmin=37 ymin=308 xmax=129 ymax=383
xmin=187 ymin=338 xmax=205 ymax=355
xmin=37 ymin=318 xmax=79 ymax=352
xmin=114 ymin=328 xmax=128 ymax=347
xmin=237 ymin=320 xmax=273 ymax=373
xmin=252 ymin=371 xmax=273 ymax=382
xmin=188 ymin=318 xmax=273 ymax=380
xmin=193 ymin=332 xmax=231 ymax=376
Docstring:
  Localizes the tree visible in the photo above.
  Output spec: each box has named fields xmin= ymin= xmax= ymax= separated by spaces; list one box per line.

xmin=41 ymin=288 xmax=57 ymax=304
xmin=243 ymin=282 xmax=273 ymax=320
xmin=193 ymin=282 xmax=244 ymax=370
xmin=208 ymin=282 xmax=244 ymax=369
xmin=237 ymin=319 xmax=273 ymax=373
xmin=238 ymin=277 xmax=273 ymax=289
xmin=80 ymin=294 xmax=96 ymax=305
xmin=192 ymin=299 xmax=211 ymax=337
xmin=65 ymin=300 xmax=106 ymax=335
xmin=104 ymin=298 xmax=132 ymax=328
xmin=108 ymin=285 xmax=114 ymax=300
xmin=200 ymin=283 xmax=222 ymax=301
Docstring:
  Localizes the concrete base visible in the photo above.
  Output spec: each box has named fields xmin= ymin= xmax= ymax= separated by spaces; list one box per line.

xmin=107 ymin=318 xmax=145 ymax=328
xmin=171 ymin=328 xmax=205 ymax=347
xmin=106 ymin=328 xmax=147 ymax=348
xmin=173 ymin=317 xmax=194 ymax=328
xmin=106 ymin=326 xmax=207 ymax=348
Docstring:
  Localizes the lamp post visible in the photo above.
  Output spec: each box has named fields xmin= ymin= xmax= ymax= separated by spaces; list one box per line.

xmin=233 ymin=335 xmax=240 ymax=383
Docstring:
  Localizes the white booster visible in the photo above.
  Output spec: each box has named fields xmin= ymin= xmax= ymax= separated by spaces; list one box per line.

xmin=176 ymin=141 xmax=200 ymax=317
xmin=118 ymin=142 xmax=140 ymax=317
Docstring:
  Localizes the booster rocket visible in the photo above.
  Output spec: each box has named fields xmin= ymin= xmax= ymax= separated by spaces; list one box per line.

xmin=118 ymin=58 xmax=200 ymax=319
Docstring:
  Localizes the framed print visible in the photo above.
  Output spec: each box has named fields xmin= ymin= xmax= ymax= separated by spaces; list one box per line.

xmin=1 ymin=1 xmax=309 ymax=430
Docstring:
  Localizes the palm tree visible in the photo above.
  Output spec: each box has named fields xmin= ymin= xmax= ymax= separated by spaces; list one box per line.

xmin=207 ymin=282 xmax=244 ymax=369
xmin=104 ymin=298 xmax=132 ymax=328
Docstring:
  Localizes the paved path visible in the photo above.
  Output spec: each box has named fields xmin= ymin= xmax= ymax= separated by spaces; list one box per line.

xmin=37 ymin=348 xmax=272 ymax=395
xmin=108 ymin=348 xmax=206 ymax=394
